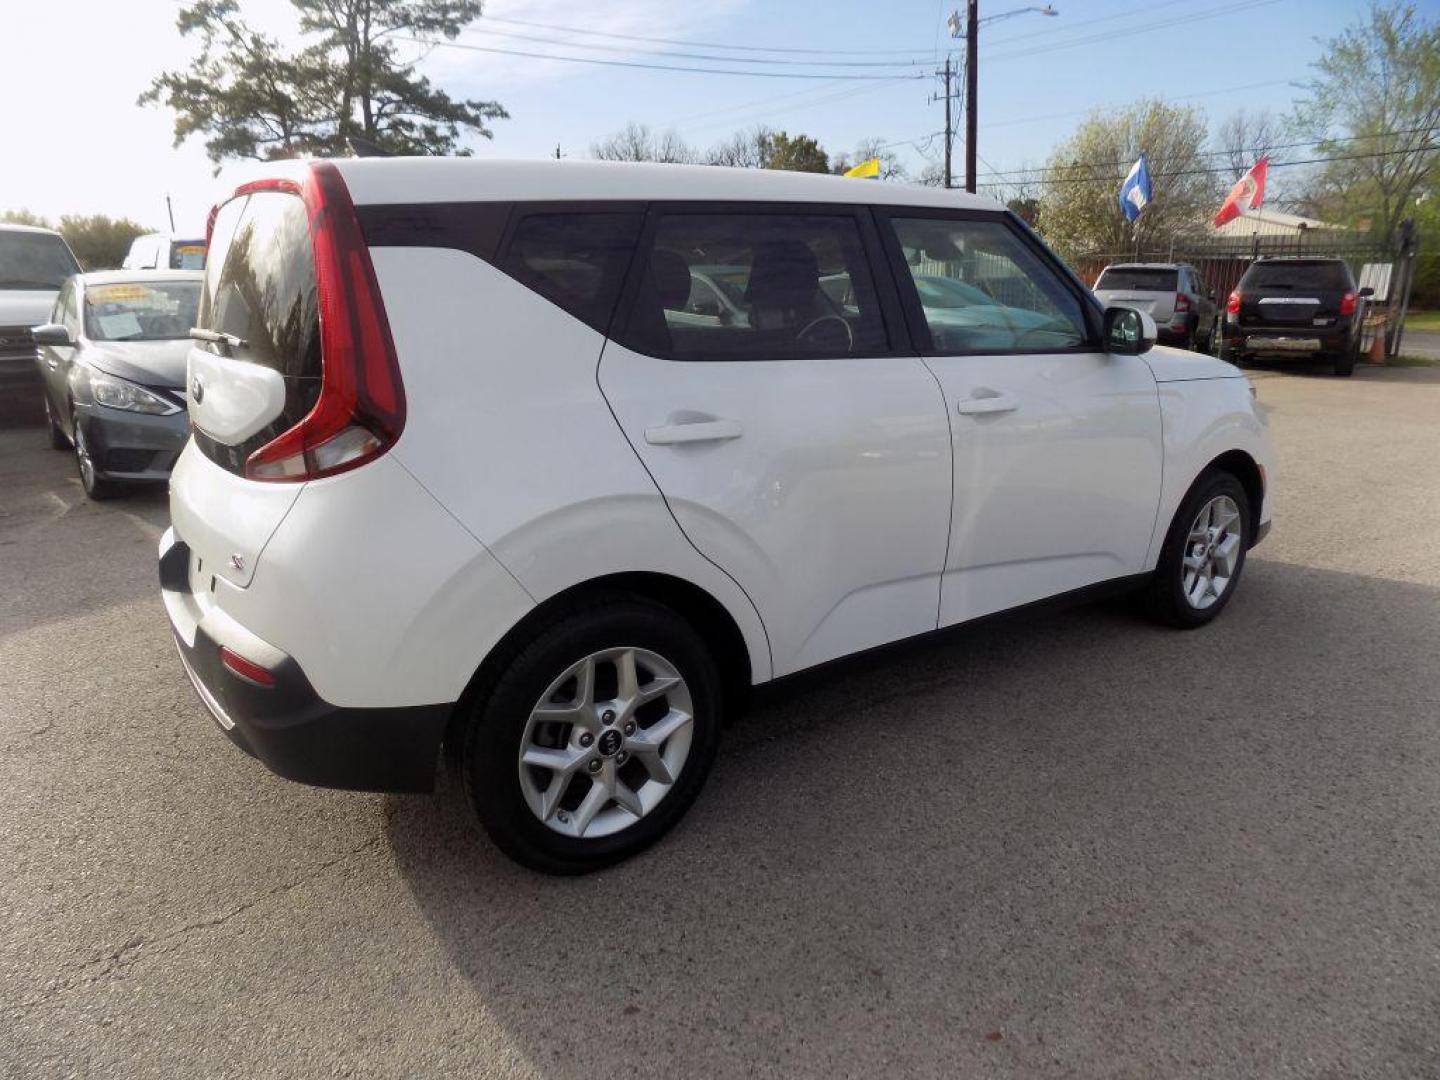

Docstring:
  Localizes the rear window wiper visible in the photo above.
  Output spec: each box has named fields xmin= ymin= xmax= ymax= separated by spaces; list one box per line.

xmin=189 ymin=327 xmax=249 ymax=353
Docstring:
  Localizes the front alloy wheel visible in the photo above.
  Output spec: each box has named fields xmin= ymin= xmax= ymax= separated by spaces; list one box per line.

xmin=1181 ymin=495 xmax=1243 ymax=610
xmin=1143 ymin=469 xmax=1251 ymax=628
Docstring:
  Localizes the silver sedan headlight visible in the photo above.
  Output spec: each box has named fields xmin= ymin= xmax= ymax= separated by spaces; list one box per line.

xmin=90 ymin=371 xmax=181 ymax=416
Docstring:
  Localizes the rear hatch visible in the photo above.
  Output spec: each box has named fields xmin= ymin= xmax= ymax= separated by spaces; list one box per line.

xmin=172 ymin=163 xmax=403 ymax=590
xmin=174 ymin=181 xmax=321 ymax=587
xmin=1238 ymin=260 xmax=1350 ymax=328
xmin=1093 ymin=267 xmax=1177 ymax=320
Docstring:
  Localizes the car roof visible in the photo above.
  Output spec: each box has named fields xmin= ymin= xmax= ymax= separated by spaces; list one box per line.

xmin=0 ymin=222 xmax=65 ymax=237
xmin=79 ymin=270 xmax=204 ymax=286
xmin=1101 ymin=262 xmax=1184 ymax=270
xmin=228 ymin=157 xmax=1007 ymax=212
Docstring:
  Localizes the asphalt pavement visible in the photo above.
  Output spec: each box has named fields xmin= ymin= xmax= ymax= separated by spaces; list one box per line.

xmin=3 ymin=363 xmax=1440 ymax=1079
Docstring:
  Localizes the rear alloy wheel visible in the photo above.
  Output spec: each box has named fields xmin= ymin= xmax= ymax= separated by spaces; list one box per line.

xmin=1143 ymin=470 xmax=1251 ymax=628
xmin=463 ymin=598 xmax=722 ymax=874
xmin=72 ymin=415 xmax=121 ymax=500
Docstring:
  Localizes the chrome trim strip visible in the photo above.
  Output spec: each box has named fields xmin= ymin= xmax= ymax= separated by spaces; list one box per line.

xmin=176 ymin=640 xmax=235 ymax=731
xmin=1257 ymin=297 xmax=1320 ymax=305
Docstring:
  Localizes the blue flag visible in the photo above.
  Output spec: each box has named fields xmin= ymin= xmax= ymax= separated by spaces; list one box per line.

xmin=1119 ymin=154 xmax=1152 ymax=222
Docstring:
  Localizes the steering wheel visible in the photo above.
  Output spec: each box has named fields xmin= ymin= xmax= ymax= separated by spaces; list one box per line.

xmin=796 ymin=314 xmax=855 ymax=352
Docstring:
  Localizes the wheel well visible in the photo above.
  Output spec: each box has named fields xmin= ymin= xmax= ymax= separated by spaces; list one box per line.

xmin=1205 ymin=450 xmax=1264 ymax=538
xmin=440 ymin=572 xmax=754 ymax=773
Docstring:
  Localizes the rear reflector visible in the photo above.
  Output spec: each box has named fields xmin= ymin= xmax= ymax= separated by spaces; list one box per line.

xmin=220 ymin=646 xmax=275 ymax=688
xmin=241 ymin=163 xmax=405 ymax=483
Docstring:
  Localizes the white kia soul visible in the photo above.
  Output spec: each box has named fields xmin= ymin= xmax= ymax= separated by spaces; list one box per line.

xmin=161 ymin=158 xmax=1273 ymax=873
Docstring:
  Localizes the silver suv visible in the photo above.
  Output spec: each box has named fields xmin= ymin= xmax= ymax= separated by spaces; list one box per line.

xmin=1094 ymin=262 xmax=1217 ymax=352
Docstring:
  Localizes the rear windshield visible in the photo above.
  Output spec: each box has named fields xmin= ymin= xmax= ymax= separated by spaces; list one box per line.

xmin=1242 ymin=261 xmax=1351 ymax=290
xmin=84 ymin=280 xmax=200 ymax=341
xmin=1095 ymin=267 xmax=1178 ymax=292
xmin=0 ymin=231 xmax=80 ymax=290
xmin=199 ymin=192 xmax=319 ymax=379
xmin=169 ymin=241 xmax=206 ymax=270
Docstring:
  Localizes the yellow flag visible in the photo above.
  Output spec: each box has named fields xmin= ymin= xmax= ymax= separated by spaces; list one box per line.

xmin=844 ymin=158 xmax=881 ymax=179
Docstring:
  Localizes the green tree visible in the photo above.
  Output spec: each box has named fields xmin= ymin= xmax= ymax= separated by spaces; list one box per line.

xmin=1 ymin=209 xmax=52 ymax=228
xmin=1294 ymin=2 xmax=1440 ymax=240
xmin=763 ymin=131 xmax=831 ymax=174
xmin=57 ymin=215 xmax=151 ymax=271
xmin=142 ymin=0 xmax=507 ymax=168
xmin=1035 ymin=101 xmax=1217 ymax=259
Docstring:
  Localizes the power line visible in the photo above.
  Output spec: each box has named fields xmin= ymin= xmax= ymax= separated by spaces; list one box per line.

xmin=983 ymin=0 xmax=1187 ymax=47
xmin=986 ymin=0 xmax=1285 ymax=62
xmin=981 ymin=79 xmax=1298 ymax=130
xmin=457 ymin=24 xmax=932 ymax=68
xmin=475 ymin=13 xmax=936 ymax=57
xmin=399 ymin=35 xmax=931 ymax=80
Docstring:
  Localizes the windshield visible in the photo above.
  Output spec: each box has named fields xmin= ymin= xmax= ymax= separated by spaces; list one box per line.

xmin=83 ymin=281 xmax=201 ymax=341
xmin=0 ymin=231 xmax=80 ymax=290
xmin=1096 ymin=267 xmax=1178 ymax=292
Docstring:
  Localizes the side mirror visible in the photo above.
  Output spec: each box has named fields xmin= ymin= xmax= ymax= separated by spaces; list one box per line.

xmin=1358 ymin=286 xmax=1375 ymax=298
xmin=31 ymin=323 xmax=74 ymax=347
xmin=1103 ymin=306 xmax=1156 ymax=356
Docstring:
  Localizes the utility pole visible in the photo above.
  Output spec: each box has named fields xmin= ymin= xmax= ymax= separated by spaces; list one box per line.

xmin=964 ymin=0 xmax=978 ymax=194
xmin=942 ymin=57 xmax=954 ymax=189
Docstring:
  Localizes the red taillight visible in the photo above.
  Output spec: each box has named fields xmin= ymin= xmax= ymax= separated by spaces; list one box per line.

xmin=1339 ymin=290 xmax=1357 ymax=316
xmin=219 ymin=646 xmax=275 ymax=688
xmin=1226 ymin=290 xmax=1242 ymax=314
xmin=1174 ymin=292 xmax=1190 ymax=313
xmin=242 ymin=163 xmax=405 ymax=483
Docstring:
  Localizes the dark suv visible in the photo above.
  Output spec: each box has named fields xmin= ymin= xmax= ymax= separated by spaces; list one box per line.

xmin=1220 ymin=257 xmax=1370 ymax=377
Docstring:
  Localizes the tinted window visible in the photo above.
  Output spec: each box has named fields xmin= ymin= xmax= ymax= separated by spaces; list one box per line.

xmin=83 ymin=281 xmax=200 ymax=341
xmin=1243 ymin=261 xmax=1351 ymax=291
xmin=1096 ymin=267 xmax=1178 ymax=291
xmin=891 ymin=217 xmax=1088 ymax=354
xmin=499 ymin=212 xmax=641 ymax=332
xmin=624 ymin=212 xmax=888 ymax=361
xmin=0 ymin=231 xmax=80 ymax=290
xmin=200 ymin=191 xmax=320 ymax=379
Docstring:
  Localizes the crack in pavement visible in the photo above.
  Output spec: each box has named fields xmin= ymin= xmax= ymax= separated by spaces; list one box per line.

xmin=4 ymin=829 xmax=389 ymax=1020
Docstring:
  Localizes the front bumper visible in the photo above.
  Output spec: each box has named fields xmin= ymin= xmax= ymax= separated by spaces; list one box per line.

xmin=76 ymin=403 xmax=188 ymax=481
xmin=158 ymin=528 xmax=450 ymax=793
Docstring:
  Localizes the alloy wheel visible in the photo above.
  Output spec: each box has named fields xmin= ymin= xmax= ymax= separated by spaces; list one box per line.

xmin=518 ymin=646 xmax=694 ymax=839
xmin=1182 ymin=494 xmax=1243 ymax=610
xmin=73 ymin=420 xmax=95 ymax=490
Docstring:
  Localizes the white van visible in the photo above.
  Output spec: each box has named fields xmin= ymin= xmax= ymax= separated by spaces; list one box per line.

xmin=122 ymin=233 xmax=206 ymax=271
xmin=161 ymin=158 xmax=1273 ymax=873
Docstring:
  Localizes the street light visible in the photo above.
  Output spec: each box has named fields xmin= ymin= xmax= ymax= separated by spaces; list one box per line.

xmin=949 ymin=2 xmax=1060 ymax=193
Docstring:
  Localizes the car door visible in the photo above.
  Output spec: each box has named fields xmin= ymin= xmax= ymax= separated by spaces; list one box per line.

xmin=38 ymin=279 xmax=79 ymax=421
xmin=877 ymin=210 xmax=1163 ymax=627
xmin=599 ymin=204 xmax=953 ymax=677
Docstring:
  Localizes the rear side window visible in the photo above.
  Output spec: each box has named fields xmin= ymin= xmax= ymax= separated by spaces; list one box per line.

xmin=1243 ymin=261 xmax=1351 ymax=291
xmin=200 ymin=191 xmax=320 ymax=380
xmin=1096 ymin=267 xmax=1178 ymax=291
xmin=499 ymin=212 xmax=641 ymax=332
xmin=620 ymin=212 xmax=889 ymax=361
xmin=169 ymin=240 xmax=206 ymax=270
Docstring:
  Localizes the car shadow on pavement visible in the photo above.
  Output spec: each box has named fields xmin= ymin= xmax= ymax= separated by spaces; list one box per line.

xmin=383 ymin=556 xmax=1440 ymax=1078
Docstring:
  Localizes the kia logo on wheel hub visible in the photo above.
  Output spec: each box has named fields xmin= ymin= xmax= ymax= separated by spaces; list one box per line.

xmin=597 ymin=729 xmax=623 ymax=757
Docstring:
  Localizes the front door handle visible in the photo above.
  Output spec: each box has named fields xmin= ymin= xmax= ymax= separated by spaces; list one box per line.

xmin=956 ymin=392 xmax=1019 ymax=415
xmin=644 ymin=418 xmax=744 ymax=445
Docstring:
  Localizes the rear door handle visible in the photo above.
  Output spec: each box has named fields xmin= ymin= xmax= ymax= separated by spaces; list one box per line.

xmin=645 ymin=418 xmax=743 ymax=445
xmin=956 ymin=392 xmax=1019 ymax=415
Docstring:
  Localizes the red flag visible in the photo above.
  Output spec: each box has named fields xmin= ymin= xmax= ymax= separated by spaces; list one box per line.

xmin=1214 ymin=156 xmax=1269 ymax=226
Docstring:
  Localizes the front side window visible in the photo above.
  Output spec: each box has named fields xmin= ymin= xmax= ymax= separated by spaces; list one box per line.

xmin=623 ymin=212 xmax=888 ymax=361
xmin=83 ymin=281 xmax=201 ymax=342
xmin=890 ymin=217 xmax=1089 ymax=354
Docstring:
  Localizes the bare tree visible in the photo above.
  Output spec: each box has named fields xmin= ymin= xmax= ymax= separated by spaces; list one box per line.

xmin=832 ymin=137 xmax=907 ymax=180
xmin=704 ymin=125 xmax=774 ymax=169
xmin=590 ymin=122 xmax=695 ymax=164
xmin=1214 ymin=109 xmax=1286 ymax=179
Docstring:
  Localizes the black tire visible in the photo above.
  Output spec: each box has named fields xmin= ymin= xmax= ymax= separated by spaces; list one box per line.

xmin=1332 ymin=352 xmax=1355 ymax=377
xmin=1182 ymin=320 xmax=1198 ymax=352
xmin=44 ymin=396 xmax=68 ymax=450
xmin=1142 ymin=469 xmax=1252 ymax=629
xmin=461 ymin=596 xmax=724 ymax=874
xmin=72 ymin=414 xmax=122 ymax=500
xmin=1218 ymin=335 xmax=1245 ymax=367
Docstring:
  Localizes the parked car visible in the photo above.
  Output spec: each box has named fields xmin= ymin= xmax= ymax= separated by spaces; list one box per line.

xmin=161 ymin=159 xmax=1273 ymax=873
xmin=0 ymin=224 xmax=80 ymax=419
xmin=31 ymin=271 xmax=199 ymax=498
xmin=1218 ymin=257 xmax=1369 ymax=376
xmin=1093 ymin=262 xmax=1217 ymax=352
xmin=123 ymin=233 xmax=207 ymax=271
